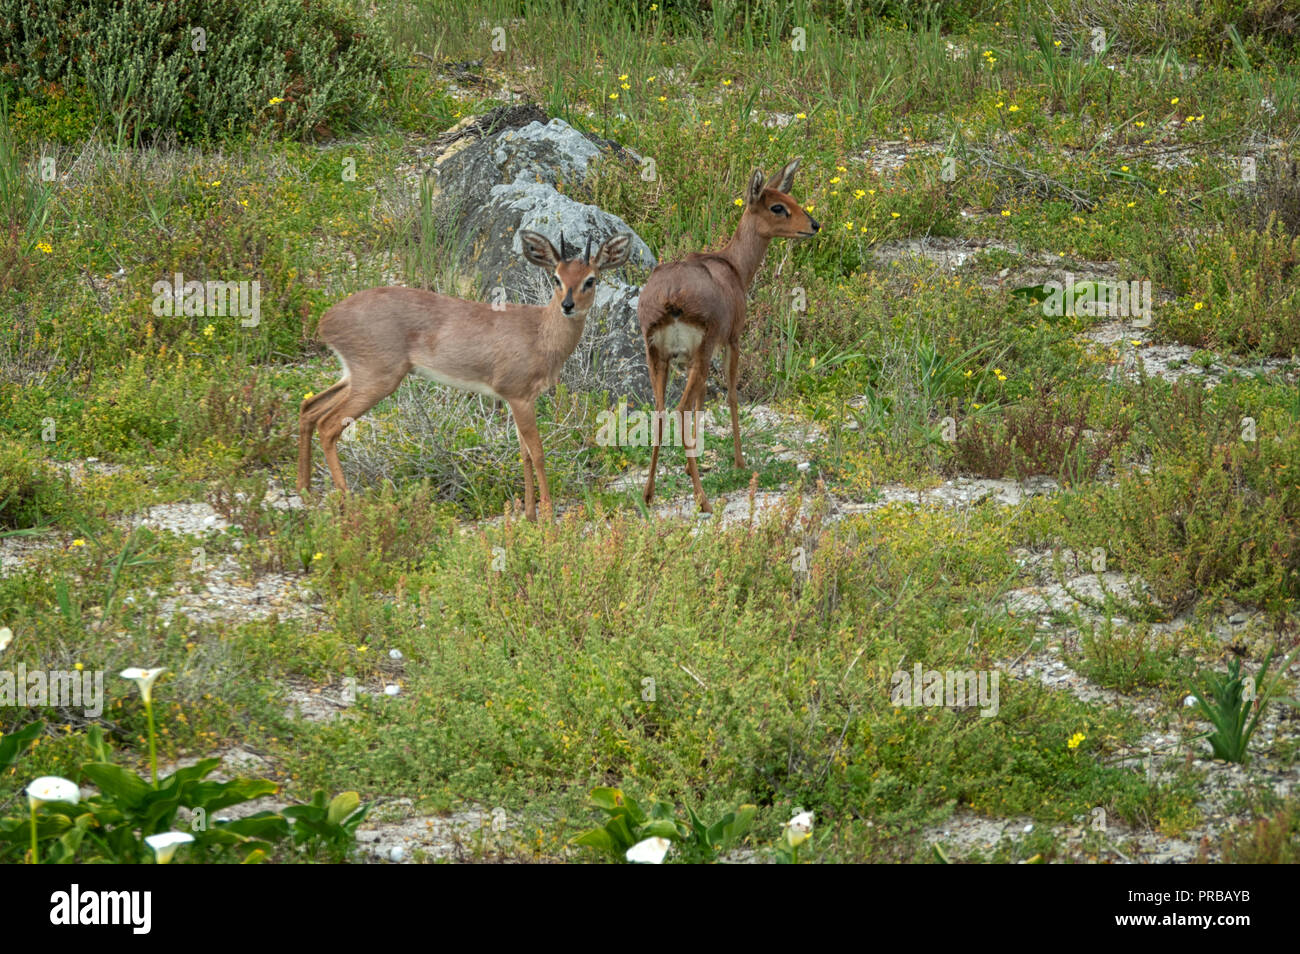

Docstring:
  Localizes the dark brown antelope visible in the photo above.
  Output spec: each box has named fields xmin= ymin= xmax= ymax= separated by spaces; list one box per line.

xmin=638 ymin=159 xmax=819 ymax=513
xmin=298 ymin=230 xmax=633 ymax=519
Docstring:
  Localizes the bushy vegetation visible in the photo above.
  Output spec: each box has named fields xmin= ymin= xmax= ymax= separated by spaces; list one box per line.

xmin=0 ymin=0 xmax=1297 ymax=862
xmin=0 ymin=0 xmax=394 ymax=142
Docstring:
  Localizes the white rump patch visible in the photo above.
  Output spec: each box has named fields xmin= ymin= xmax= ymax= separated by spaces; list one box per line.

xmin=329 ymin=348 xmax=352 ymax=383
xmin=652 ymin=322 xmax=704 ymax=358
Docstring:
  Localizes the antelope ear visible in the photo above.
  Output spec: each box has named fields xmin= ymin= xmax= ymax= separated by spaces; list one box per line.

xmin=746 ymin=168 xmax=766 ymax=205
xmin=592 ymin=233 xmax=633 ymax=271
xmin=766 ymin=158 xmax=800 ymax=194
xmin=519 ymin=230 xmax=560 ymax=269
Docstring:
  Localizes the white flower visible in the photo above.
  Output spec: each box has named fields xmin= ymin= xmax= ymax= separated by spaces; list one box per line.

xmin=27 ymin=776 xmax=79 ymax=807
xmin=145 ymin=831 xmax=194 ymax=864
xmin=784 ymin=810 xmax=813 ymax=848
xmin=388 ymin=649 xmax=403 ymax=660
xmin=120 ymin=667 xmax=167 ymax=704
xmin=1184 ymin=695 xmax=1198 ymax=707
xmin=384 ymin=684 xmax=401 ymax=696
xmin=0 ymin=626 xmax=12 ymax=652
xmin=626 ymin=836 xmax=671 ymax=864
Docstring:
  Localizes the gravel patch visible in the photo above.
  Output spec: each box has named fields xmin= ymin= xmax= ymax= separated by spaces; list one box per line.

xmin=1081 ymin=320 xmax=1298 ymax=386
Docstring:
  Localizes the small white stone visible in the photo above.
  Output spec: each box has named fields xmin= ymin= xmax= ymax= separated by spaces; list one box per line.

xmin=1023 ymin=824 xmax=1034 ymax=833
xmin=384 ymin=684 xmax=401 ymax=696
xmin=388 ymin=846 xmax=405 ymax=862
xmin=1184 ymin=695 xmax=1197 ymax=707
xmin=389 ymin=649 xmax=403 ymax=660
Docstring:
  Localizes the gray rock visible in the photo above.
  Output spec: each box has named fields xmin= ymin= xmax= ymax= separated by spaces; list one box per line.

xmin=430 ymin=114 xmax=656 ymax=398
xmin=473 ymin=180 xmax=655 ymax=292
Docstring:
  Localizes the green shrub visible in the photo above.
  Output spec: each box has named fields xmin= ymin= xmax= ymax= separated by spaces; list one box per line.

xmin=1222 ymin=800 xmax=1300 ymax=862
xmin=0 ymin=0 xmax=394 ymax=142
xmin=1065 ymin=383 xmax=1300 ymax=612
xmin=951 ymin=388 xmax=1132 ymax=484
xmin=0 ymin=96 xmax=51 ymax=290
xmin=1037 ymin=0 xmax=1300 ymax=57
xmin=1154 ymin=222 xmax=1300 ymax=358
xmin=0 ymin=441 xmax=66 ymax=530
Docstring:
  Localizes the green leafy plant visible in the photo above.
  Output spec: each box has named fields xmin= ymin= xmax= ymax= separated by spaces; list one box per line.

xmin=572 ymin=787 xmax=756 ymax=863
xmin=774 ymin=810 xmax=814 ymax=864
xmin=572 ymin=787 xmax=679 ymax=860
xmin=282 ymin=789 xmax=370 ymax=861
xmin=678 ymin=803 xmax=759 ymax=863
xmin=0 ymin=718 xmax=42 ymax=772
xmin=0 ymin=723 xmax=286 ymax=863
xmin=1191 ymin=645 xmax=1300 ymax=763
xmin=2 ymin=725 xmax=370 ymax=862
xmin=1 ymin=681 xmax=370 ymax=862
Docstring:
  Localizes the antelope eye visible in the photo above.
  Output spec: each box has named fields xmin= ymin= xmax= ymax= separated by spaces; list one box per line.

xmin=770 ymin=203 xmax=788 ymax=216
xmin=583 ymin=277 xmax=595 ymax=290
xmin=552 ymin=275 xmax=561 ymax=287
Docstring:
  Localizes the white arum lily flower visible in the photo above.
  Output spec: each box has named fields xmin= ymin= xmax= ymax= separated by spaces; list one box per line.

xmin=145 ymin=832 xmax=194 ymax=864
xmin=0 ymin=626 xmax=12 ymax=652
xmin=784 ymin=810 xmax=813 ymax=848
xmin=626 ymin=836 xmax=671 ymax=864
xmin=26 ymin=776 xmax=79 ymax=808
xmin=120 ymin=667 xmax=167 ymax=704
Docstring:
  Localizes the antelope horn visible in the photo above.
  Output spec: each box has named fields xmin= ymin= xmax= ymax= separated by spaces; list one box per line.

xmin=584 ymin=236 xmax=592 ymax=264
xmin=558 ymin=230 xmax=567 ymax=260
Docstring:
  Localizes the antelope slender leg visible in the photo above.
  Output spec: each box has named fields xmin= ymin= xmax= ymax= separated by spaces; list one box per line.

xmin=317 ymin=386 xmax=393 ymax=492
xmin=510 ymin=400 xmax=548 ymax=521
xmin=678 ymin=355 xmax=712 ymax=513
xmin=643 ymin=346 xmax=670 ymax=506
xmin=297 ymin=379 xmax=347 ymax=492
xmin=727 ymin=344 xmax=744 ymax=468
xmin=514 ymin=419 xmax=535 ymax=520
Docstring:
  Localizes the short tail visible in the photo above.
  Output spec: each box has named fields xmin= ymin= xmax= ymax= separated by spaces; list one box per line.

xmin=300 ymin=379 xmax=346 ymax=415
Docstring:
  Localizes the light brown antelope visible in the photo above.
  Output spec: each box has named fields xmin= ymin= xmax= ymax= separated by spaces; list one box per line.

xmin=298 ymin=230 xmax=633 ymax=519
xmin=638 ymin=158 xmax=819 ymax=513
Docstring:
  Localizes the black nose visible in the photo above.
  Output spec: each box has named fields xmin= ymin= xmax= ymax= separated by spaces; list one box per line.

xmin=562 ymin=301 xmax=574 ymax=314
xmin=808 ymin=215 xmax=821 ymax=232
